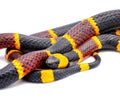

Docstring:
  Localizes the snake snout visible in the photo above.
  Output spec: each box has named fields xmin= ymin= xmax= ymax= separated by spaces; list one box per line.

xmin=46 ymin=56 xmax=60 ymax=69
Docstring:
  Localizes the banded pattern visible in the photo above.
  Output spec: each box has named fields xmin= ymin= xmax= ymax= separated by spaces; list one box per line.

xmin=6 ymin=47 xmax=101 ymax=83
xmin=47 ymin=18 xmax=99 ymax=54
xmin=1 ymin=10 xmax=120 ymax=88
xmin=12 ymin=51 xmax=49 ymax=79
xmin=46 ymin=34 xmax=120 ymax=69
xmin=7 ymin=51 xmax=100 ymax=83
xmin=5 ymin=34 xmax=120 ymax=84
xmin=5 ymin=21 xmax=79 ymax=53
xmin=31 ymin=21 xmax=79 ymax=38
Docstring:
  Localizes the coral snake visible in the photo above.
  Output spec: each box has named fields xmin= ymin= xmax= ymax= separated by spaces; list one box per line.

xmin=0 ymin=9 xmax=120 ymax=89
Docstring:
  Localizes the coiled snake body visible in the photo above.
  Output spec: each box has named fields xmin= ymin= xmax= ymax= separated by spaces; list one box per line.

xmin=1 ymin=10 xmax=120 ymax=88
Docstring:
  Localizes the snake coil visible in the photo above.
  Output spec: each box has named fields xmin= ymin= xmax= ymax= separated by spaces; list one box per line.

xmin=0 ymin=9 xmax=120 ymax=89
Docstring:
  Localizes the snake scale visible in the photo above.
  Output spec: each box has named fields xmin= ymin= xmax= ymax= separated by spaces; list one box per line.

xmin=0 ymin=9 xmax=120 ymax=89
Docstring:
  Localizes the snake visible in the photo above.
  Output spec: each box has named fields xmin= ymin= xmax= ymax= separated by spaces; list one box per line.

xmin=5 ymin=21 xmax=79 ymax=58
xmin=2 ymin=20 xmax=79 ymax=54
xmin=1 ymin=9 xmax=120 ymax=88
xmin=6 ymin=29 xmax=120 ymax=83
xmin=6 ymin=49 xmax=101 ymax=83
xmin=46 ymin=33 xmax=120 ymax=69
xmin=5 ymin=26 xmax=102 ymax=84
xmin=6 ymin=33 xmax=120 ymax=83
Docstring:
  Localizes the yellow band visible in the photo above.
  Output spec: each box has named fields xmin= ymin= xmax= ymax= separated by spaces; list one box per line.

xmin=13 ymin=33 xmax=20 ymax=50
xmin=92 ymin=36 xmax=102 ymax=49
xmin=116 ymin=29 xmax=120 ymax=36
xmin=63 ymin=34 xmax=77 ymax=49
xmin=116 ymin=40 xmax=120 ymax=52
xmin=73 ymin=49 xmax=83 ymax=62
xmin=93 ymin=52 xmax=98 ymax=56
xmin=50 ymin=38 xmax=56 ymax=44
xmin=41 ymin=69 xmax=54 ymax=83
xmin=12 ymin=59 xmax=24 ymax=79
xmin=48 ymin=29 xmax=58 ymax=38
xmin=79 ymin=63 xmax=90 ymax=72
xmin=44 ymin=50 xmax=51 ymax=56
xmin=52 ymin=53 xmax=69 ymax=68
xmin=87 ymin=17 xmax=100 ymax=35
xmin=6 ymin=50 xmax=22 ymax=61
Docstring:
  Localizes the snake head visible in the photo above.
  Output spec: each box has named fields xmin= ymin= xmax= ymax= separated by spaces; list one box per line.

xmin=46 ymin=53 xmax=69 ymax=69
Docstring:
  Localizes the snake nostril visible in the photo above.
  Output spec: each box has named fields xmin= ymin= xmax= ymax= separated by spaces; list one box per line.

xmin=46 ymin=56 xmax=60 ymax=69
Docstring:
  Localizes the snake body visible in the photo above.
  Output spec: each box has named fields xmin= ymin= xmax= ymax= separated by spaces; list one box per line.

xmin=4 ymin=21 xmax=78 ymax=53
xmin=6 ymin=50 xmax=101 ymax=83
xmin=46 ymin=34 xmax=119 ymax=68
xmin=7 ymin=34 xmax=119 ymax=83
xmin=1 ymin=10 xmax=120 ymax=88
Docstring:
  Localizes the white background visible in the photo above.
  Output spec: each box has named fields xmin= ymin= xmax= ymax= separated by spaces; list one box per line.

xmin=0 ymin=0 xmax=120 ymax=106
